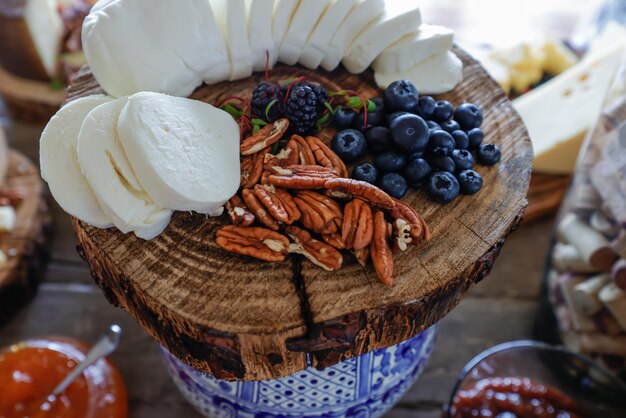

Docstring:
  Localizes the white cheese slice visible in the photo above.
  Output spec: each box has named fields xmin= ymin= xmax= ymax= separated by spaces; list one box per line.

xmin=342 ymin=0 xmax=421 ymax=74
xmin=24 ymin=0 xmax=63 ymax=77
xmin=40 ymin=95 xmax=114 ymax=228
xmin=0 ymin=206 xmax=16 ymax=233
xmin=375 ymin=51 xmax=463 ymax=94
xmin=117 ymin=92 xmax=240 ymax=215
xmin=321 ymin=0 xmax=384 ymax=72
xmin=299 ymin=0 xmax=358 ymax=70
xmin=211 ymin=0 xmax=253 ymax=81
xmin=278 ymin=0 xmax=330 ymax=65
xmin=372 ymin=24 xmax=454 ymax=74
xmin=514 ymin=44 xmax=623 ymax=174
xmin=246 ymin=0 xmax=277 ymax=71
xmin=273 ymin=0 xmax=300 ymax=56
xmin=77 ymin=97 xmax=172 ymax=240
xmin=82 ymin=0 xmax=230 ymax=97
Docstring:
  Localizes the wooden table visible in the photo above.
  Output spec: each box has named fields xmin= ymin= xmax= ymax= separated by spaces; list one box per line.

xmin=0 ymin=97 xmax=555 ymax=417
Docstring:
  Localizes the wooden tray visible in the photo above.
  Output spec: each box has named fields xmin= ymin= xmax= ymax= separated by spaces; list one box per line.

xmin=0 ymin=148 xmax=51 ymax=327
xmin=68 ymin=47 xmax=533 ymax=381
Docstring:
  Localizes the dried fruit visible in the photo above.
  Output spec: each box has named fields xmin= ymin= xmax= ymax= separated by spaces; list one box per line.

xmin=324 ymin=178 xmax=396 ymax=210
xmin=240 ymin=148 xmax=267 ymax=188
xmin=240 ymin=118 xmax=289 ymax=155
xmin=225 ymin=195 xmax=255 ymax=227
xmin=216 ymin=226 xmax=289 ymax=262
xmin=371 ymin=211 xmax=394 ymax=286
xmin=286 ymin=226 xmax=343 ymax=272
xmin=294 ymin=190 xmax=342 ymax=234
xmin=268 ymin=165 xmax=339 ymax=189
xmin=342 ymin=199 xmax=374 ymax=250
xmin=242 ymin=188 xmax=280 ymax=231
xmin=306 ymin=136 xmax=349 ymax=178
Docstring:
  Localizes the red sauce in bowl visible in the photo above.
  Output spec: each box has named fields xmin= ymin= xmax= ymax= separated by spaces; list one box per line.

xmin=0 ymin=338 xmax=127 ymax=418
xmin=450 ymin=377 xmax=587 ymax=418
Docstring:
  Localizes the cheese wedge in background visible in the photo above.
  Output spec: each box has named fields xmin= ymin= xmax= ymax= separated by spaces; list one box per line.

xmin=490 ymin=42 xmax=545 ymax=93
xmin=82 ymin=0 xmax=230 ymax=97
xmin=40 ymin=95 xmax=114 ymax=228
xmin=278 ymin=0 xmax=330 ymax=65
xmin=541 ymin=37 xmax=578 ymax=75
xmin=321 ymin=0 xmax=385 ymax=72
xmin=299 ymin=0 xmax=358 ymax=70
xmin=514 ymin=44 xmax=623 ymax=174
xmin=0 ymin=0 xmax=63 ymax=80
xmin=117 ymin=92 xmax=240 ymax=215
xmin=77 ymin=97 xmax=173 ymax=240
xmin=273 ymin=0 xmax=300 ymax=54
xmin=481 ymin=57 xmax=512 ymax=95
xmin=246 ymin=0 xmax=276 ymax=71
xmin=343 ymin=0 xmax=422 ymax=74
xmin=373 ymin=24 xmax=454 ymax=74
xmin=211 ymin=0 xmax=253 ymax=80
xmin=375 ymin=51 xmax=462 ymax=94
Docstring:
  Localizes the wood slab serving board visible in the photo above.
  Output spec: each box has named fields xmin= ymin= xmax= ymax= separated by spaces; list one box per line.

xmin=0 ymin=148 xmax=50 ymax=326
xmin=68 ymin=47 xmax=533 ymax=381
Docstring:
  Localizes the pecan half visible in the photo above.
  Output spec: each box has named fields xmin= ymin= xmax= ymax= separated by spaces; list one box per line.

xmin=389 ymin=198 xmax=430 ymax=242
xmin=392 ymin=218 xmax=412 ymax=253
xmin=289 ymin=135 xmax=316 ymax=165
xmin=353 ymin=246 xmax=370 ymax=267
xmin=254 ymin=184 xmax=301 ymax=224
xmin=216 ymin=226 xmax=289 ymax=262
xmin=240 ymin=118 xmax=289 ymax=155
xmin=242 ymin=188 xmax=280 ymax=230
xmin=261 ymin=141 xmax=299 ymax=184
xmin=225 ymin=195 xmax=255 ymax=227
xmin=371 ymin=211 xmax=394 ymax=286
xmin=268 ymin=165 xmax=339 ymax=189
xmin=322 ymin=233 xmax=347 ymax=250
xmin=240 ymin=147 xmax=267 ymax=188
xmin=324 ymin=178 xmax=396 ymax=210
xmin=294 ymin=190 xmax=343 ymax=234
xmin=306 ymin=136 xmax=349 ymax=178
xmin=286 ymin=226 xmax=343 ymax=272
xmin=342 ymin=199 xmax=374 ymax=250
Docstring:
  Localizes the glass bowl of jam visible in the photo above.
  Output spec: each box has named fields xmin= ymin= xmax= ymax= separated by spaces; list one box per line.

xmin=0 ymin=337 xmax=128 ymax=418
xmin=446 ymin=340 xmax=626 ymax=418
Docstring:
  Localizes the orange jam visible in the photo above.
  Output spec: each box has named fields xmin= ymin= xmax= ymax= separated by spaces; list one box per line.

xmin=0 ymin=338 xmax=127 ymax=418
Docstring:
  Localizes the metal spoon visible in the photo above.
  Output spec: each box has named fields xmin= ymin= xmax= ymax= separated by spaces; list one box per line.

xmin=52 ymin=324 xmax=123 ymax=396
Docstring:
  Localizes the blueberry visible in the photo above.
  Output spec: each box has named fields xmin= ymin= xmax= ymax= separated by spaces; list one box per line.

xmin=379 ymin=173 xmax=409 ymax=199
xmin=403 ymin=158 xmax=431 ymax=185
xmin=427 ymin=172 xmax=460 ymax=204
xmin=387 ymin=111 xmax=410 ymax=124
xmin=451 ymin=130 xmax=469 ymax=149
xmin=366 ymin=126 xmax=392 ymax=154
xmin=352 ymin=162 xmax=379 ymax=185
xmin=477 ymin=143 xmax=501 ymax=166
xmin=353 ymin=110 xmax=384 ymax=132
xmin=427 ymin=120 xmax=441 ymax=132
xmin=409 ymin=151 xmax=424 ymax=160
xmin=333 ymin=106 xmax=357 ymax=130
xmin=427 ymin=130 xmax=455 ymax=156
xmin=371 ymin=97 xmax=384 ymax=112
xmin=374 ymin=151 xmax=407 ymax=173
xmin=389 ymin=114 xmax=429 ymax=153
xmin=467 ymin=128 xmax=484 ymax=150
xmin=383 ymin=80 xmax=419 ymax=112
xmin=451 ymin=149 xmax=475 ymax=171
xmin=432 ymin=100 xmax=454 ymax=122
xmin=429 ymin=156 xmax=456 ymax=173
xmin=415 ymin=96 xmax=436 ymax=119
xmin=457 ymin=170 xmax=483 ymax=195
xmin=331 ymin=129 xmax=368 ymax=163
xmin=440 ymin=119 xmax=461 ymax=134
xmin=454 ymin=103 xmax=483 ymax=130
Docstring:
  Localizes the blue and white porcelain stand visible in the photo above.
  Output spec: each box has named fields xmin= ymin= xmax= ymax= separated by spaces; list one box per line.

xmin=162 ymin=326 xmax=437 ymax=418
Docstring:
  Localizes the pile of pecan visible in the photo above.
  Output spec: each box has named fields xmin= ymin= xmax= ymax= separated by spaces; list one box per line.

xmin=217 ymin=119 xmax=430 ymax=286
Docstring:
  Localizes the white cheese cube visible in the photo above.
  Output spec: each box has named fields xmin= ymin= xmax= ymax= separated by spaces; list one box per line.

xmin=246 ymin=0 xmax=277 ymax=71
xmin=375 ymin=51 xmax=462 ymax=94
xmin=299 ymin=0 xmax=358 ymax=70
xmin=0 ymin=206 xmax=16 ymax=233
xmin=373 ymin=24 xmax=454 ymax=74
xmin=211 ymin=0 xmax=253 ymax=81
xmin=321 ymin=0 xmax=385 ymax=72
xmin=342 ymin=0 xmax=422 ymax=74
xmin=278 ymin=0 xmax=330 ymax=65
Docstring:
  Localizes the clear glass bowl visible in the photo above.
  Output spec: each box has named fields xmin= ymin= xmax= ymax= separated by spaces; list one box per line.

xmin=445 ymin=340 xmax=626 ymax=418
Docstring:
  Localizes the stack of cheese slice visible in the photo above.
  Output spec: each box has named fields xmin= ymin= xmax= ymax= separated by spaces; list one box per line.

xmin=82 ymin=0 xmax=462 ymax=97
xmin=40 ymin=93 xmax=241 ymax=239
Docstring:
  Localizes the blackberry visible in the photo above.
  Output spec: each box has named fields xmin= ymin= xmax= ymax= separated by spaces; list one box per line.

xmin=251 ymin=82 xmax=284 ymax=122
xmin=283 ymin=81 xmax=328 ymax=112
xmin=285 ymin=85 xmax=318 ymax=134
